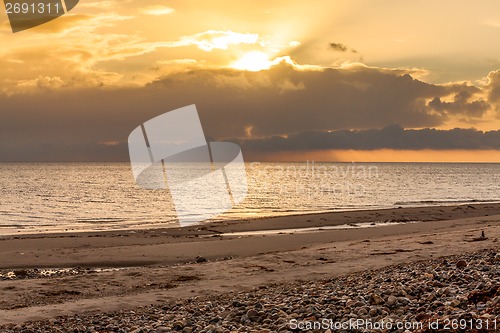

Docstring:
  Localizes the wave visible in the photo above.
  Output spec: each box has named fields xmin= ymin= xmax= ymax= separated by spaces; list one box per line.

xmin=394 ymin=199 xmax=500 ymax=206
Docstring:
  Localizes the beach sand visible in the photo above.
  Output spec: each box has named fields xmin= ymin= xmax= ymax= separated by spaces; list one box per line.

xmin=0 ymin=203 xmax=498 ymax=327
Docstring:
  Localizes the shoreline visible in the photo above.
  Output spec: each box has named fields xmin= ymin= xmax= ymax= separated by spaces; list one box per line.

xmin=0 ymin=203 xmax=498 ymax=325
xmin=0 ymin=203 xmax=499 ymax=270
xmin=2 ymin=200 xmax=499 ymax=237
xmin=1 ymin=201 xmax=499 ymax=237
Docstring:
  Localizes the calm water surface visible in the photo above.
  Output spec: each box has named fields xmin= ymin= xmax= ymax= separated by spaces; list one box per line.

xmin=0 ymin=162 xmax=498 ymax=233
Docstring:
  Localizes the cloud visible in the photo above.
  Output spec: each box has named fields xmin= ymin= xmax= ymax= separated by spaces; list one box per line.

xmin=78 ymin=1 xmax=120 ymax=9
xmin=233 ymin=125 xmax=500 ymax=152
xmin=330 ymin=42 xmax=357 ymax=53
xmin=146 ymin=63 xmax=488 ymax=138
xmin=140 ymin=5 xmax=175 ymax=16
xmin=487 ymin=70 xmax=500 ymax=111
xmin=174 ymin=30 xmax=260 ymax=51
xmin=0 ymin=27 xmax=267 ymax=93
xmin=25 ymin=14 xmax=94 ymax=33
xmin=16 ymin=76 xmax=65 ymax=90
xmin=428 ymin=86 xmax=489 ymax=118
xmin=329 ymin=42 xmax=348 ymax=52
xmin=0 ymin=62 xmax=496 ymax=161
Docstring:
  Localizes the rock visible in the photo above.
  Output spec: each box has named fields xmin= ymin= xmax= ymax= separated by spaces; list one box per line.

xmin=357 ymin=307 xmax=368 ymax=316
xmin=246 ymin=309 xmax=260 ymax=322
xmin=477 ymin=303 xmax=487 ymax=310
xmin=172 ymin=320 xmax=184 ymax=329
xmin=415 ymin=312 xmax=431 ymax=322
xmin=386 ymin=295 xmax=397 ymax=306
xmin=370 ymin=294 xmax=384 ymax=305
xmin=456 ymin=260 xmax=467 ymax=268
xmin=346 ymin=300 xmax=365 ymax=308
xmin=13 ymin=269 xmax=29 ymax=278
xmin=195 ymin=256 xmax=207 ymax=263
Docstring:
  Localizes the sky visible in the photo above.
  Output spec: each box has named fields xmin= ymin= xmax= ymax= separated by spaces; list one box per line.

xmin=1 ymin=0 xmax=500 ymax=162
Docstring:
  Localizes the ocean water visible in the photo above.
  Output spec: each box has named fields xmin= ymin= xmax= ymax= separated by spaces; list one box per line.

xmin=0 ymin=162 xmax=499 ymax=234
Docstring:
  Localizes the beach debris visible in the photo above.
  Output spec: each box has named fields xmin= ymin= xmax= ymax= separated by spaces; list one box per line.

xmin=468 ymin=230 xmax=489 ymax=242
xmin=394 ymin=248 xmax=416 ymax=253
xmin=370 ymin=251 xmax=397 ymax=255
xmin=12 ymin=269 xmax=28 ymax=278
xmin=195 ymin=256 xmax=207 ymax=263
xmin=0 ymin=267 xmax=113 ymax=281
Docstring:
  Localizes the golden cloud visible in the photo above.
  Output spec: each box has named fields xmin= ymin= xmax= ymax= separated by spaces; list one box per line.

xmin=140 ymin=5 xmax=175 ymax=16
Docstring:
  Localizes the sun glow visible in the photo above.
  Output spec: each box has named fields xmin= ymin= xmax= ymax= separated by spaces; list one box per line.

xmin=232 ymin=51 xmax=272 ymax=71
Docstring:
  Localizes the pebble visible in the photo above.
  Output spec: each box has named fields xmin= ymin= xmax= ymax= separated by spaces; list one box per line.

xmin=386 ymin=295 xmax=397 ymax=306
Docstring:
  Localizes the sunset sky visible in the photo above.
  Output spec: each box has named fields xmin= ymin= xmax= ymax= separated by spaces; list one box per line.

xmin=1 ymin=0 xmax=500 ymax=162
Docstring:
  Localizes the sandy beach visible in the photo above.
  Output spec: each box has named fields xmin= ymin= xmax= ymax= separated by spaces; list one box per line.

xmin=0 ymin=203 xmax=498 ymax=331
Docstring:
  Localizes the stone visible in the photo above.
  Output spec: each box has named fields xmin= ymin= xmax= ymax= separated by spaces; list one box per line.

xmin=357 ymin=307 xmax=368 ymax=316
xmin=415 ymin=313 xmax=431 ymax=322
xmin=246 ymin=309 xmax=260 ymax=322
xmin=370 ymin=294 xmax=384 ymax=305
xmin=346 ymin=300 xmax=365 ymax=308
xmin=195 ymin=256 xmax=207 ymax=263
xmin=386 ymin=295 xmax=397 ymax=306
xmin=13 ymin=269 xmax=29 ymax=278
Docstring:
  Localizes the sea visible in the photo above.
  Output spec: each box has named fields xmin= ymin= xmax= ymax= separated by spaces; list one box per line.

xmin=0 ymin=162 xmax=499 ymax=234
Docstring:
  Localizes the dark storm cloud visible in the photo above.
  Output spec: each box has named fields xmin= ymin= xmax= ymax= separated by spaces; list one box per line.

xmin=487 ymin=70 xmax=500 ymax=114
xmin=428 ymin=89 xmax=489 ymax=117
xmin=0 ymin=141 xmax=128 ymax=162
xmin=147 ymin=64 xmax=486 ymax=140
xmin=234 ymin=125 xmax=500 ymax=152
xmin=329 ymin=42 xmax=357 ymax=53
xmin=0 ymin=62 xmax=495 ymax=161
xmin=329 ymin=42 xmax=348 ymax=52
